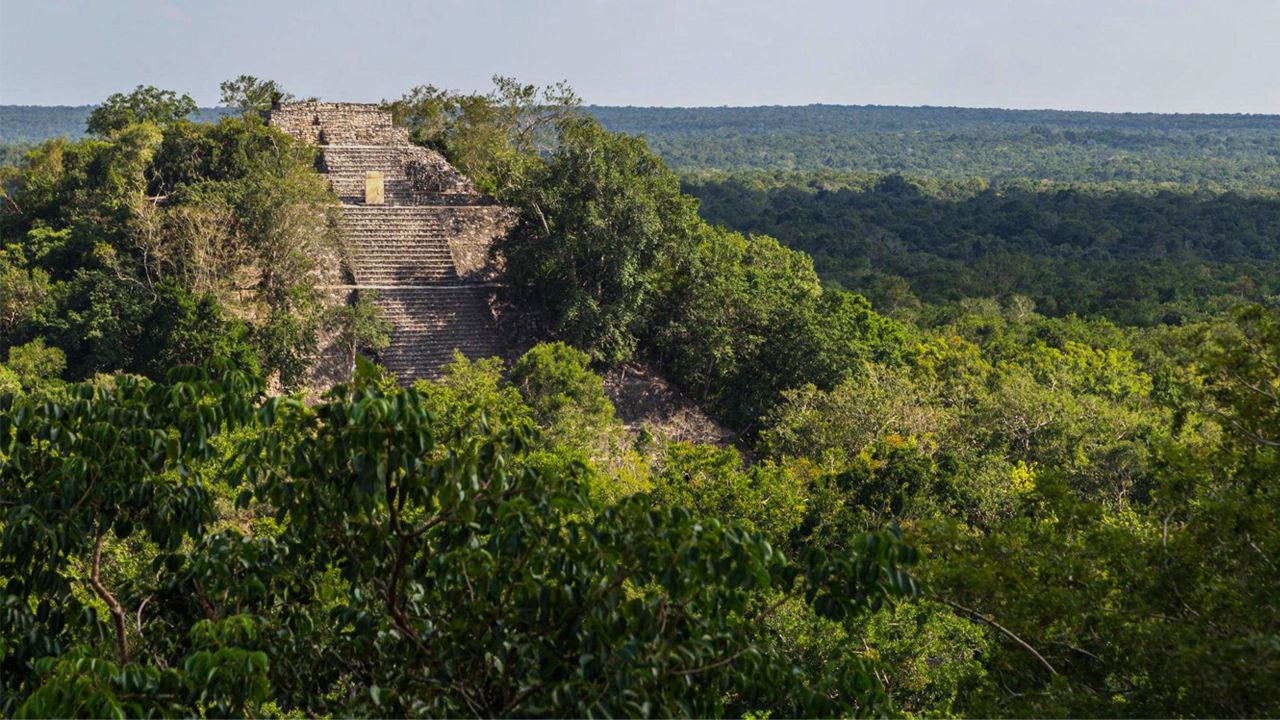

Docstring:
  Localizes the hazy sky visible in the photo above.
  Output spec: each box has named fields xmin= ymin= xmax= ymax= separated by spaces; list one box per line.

xmin=1 ymin=0 xmax=1277 ymax=112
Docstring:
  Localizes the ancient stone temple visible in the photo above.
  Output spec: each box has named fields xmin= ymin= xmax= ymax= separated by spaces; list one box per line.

xmin=265 ymin=102 xmax=513 ymax=382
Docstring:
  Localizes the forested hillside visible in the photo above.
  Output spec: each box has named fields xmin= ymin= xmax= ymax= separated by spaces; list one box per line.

xmin=2 ymin=79 xmax=1278 ymax=717
xmin=688 ymin=171 xmax=1280 ymax=323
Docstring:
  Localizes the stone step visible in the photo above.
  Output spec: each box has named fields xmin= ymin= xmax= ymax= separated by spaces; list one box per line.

xmin=351 ymin=263 xmax=456 ymax=272
xmin=345 ymin=237 xmax=451 ymax=245
xmin=346 ymin=234 xmax=453 ymax=242
xmin=346 ymin=238 xmax=453 ymax=246
xmin=341 ymin=226 xmax=453 ymax=235
xmin=340 ymin=210 xmax=453 ymax=218
xmin=339 ymin=194 xmax=490 ymax=207
xmin=319 ymin=145 xmax=475 ymax=198
xmin=353 ymin=272 xmax=457 ymax=285
xmin=348 ymin=254 xmax=454 ymax=262
xmin=344 ymin=235 xmax=452 ymax=243
xmin=339 ymin=215 xmax=456 ymax=227
xmin=348 ymin=249 xmax=453 ymax=258
xmin=340 ymin=222 xmax=452 ymax=230
xmin=340 ymin=204 xmax=462 ymax=213
xmin=340 ymin=212 xmax=453 ymax=219
xmin=350 ymin=253 xmax=469 ymax=265
xmin=343 ymin=230 xmax=480 ymax=239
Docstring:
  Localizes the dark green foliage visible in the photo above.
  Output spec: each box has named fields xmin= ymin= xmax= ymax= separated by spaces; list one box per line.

xmin=150 ymin=114 xmax=318 ymax=194
xmin=501 ymin=116 xmax=702 ymax=362
xmin=252 ymin=305 xmax=320 ymax=390
xmin=36 ymin=267 xmax=157 ymax=378
xmin=133 ymin=282 xmax=260 ymax=378
xmin=1 ymin=360 xmax=921 ymax=717
xmin=0 ymin=364 xmax=263 ymax=713
xmin=654 ymin=226 xmax=909 ymax=427
xmin=0 ymin=98 xmax=338 ymax=388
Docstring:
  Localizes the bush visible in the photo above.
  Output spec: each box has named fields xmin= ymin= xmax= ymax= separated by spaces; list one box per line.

xmin=6 ymin=337 xmax=65 ymax=384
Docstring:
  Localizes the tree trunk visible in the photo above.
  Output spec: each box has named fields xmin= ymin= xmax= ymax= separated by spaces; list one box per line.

xmin=88 ymin=531 xmax=131 ymax=664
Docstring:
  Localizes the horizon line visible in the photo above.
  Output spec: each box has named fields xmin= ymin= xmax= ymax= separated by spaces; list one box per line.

xmin=2 ymin=101 xmax=1278 ymax=120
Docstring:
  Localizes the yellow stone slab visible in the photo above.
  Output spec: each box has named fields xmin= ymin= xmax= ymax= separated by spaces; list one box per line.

xmin=365 ymin=171 xmax=385 ymax=205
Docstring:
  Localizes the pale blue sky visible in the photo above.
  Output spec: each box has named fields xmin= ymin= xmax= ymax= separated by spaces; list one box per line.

xmin=1 ymin=0 xmax=1277 ymax=112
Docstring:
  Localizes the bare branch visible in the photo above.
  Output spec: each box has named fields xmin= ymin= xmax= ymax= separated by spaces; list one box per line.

xmin=939 ymin=598 xmax=1058 ymax=676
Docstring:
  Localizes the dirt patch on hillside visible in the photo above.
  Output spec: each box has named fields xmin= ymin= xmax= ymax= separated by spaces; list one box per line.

xmin=603 ymin=363 xmax=738 ymax=448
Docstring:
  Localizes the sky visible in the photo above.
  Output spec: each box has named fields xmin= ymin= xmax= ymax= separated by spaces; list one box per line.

xmin=1 ymin=0 xmax=1277 ymax=113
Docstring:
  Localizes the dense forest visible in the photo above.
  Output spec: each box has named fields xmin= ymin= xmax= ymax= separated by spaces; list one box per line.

xmin=687 ymin=171 xmax=1280 ymax=324
xmin=1 ymin=79 xmax=1278 ymax=717
xmin=590 ymin=105 xmax=1280 ymax=189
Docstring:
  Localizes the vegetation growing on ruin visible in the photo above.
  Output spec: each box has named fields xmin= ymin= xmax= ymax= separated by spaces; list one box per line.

xmin=1 ymin=85 xmax=340 ymax=388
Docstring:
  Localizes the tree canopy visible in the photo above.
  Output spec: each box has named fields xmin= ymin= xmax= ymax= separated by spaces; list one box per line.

xmin=86 ymin=86 xmax=199 ymax=137
xmin=218 ymin=75 xmax=296 ymax=115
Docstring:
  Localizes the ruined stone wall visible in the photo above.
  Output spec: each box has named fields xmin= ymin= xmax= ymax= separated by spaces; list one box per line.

xmin=320 ymin=145 xmax=476 ymax=200
xmin=263 ymin=102 xmax=409 ymax=145
xmin=442 ymin=205 xmax=518 ymax=281
xmin=308 ymin=288 xmax=358 ymax=390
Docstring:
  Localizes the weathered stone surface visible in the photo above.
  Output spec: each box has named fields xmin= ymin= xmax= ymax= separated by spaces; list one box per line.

xmin=321 ymin=145 xmax=478 ymax=203
xmin=441 ymin=205 xmax=517 ymax=282
xmin=267 ymin=102 xmax=516 ymax=384
xmin=263 ymin=102 xmax=409 ymax=145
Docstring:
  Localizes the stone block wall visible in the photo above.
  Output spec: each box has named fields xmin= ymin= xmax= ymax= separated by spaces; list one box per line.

xmin=263 ymin=102 xmax=410 ymax=145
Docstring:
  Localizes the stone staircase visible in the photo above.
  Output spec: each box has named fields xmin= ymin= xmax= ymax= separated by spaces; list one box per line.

xmin=265 ymin=102 xmax=511 ymax=383
xmin=320 ymin=145 xmax=473 ymax=204
xmin=374 ymin=286 xmax=505 ymax=379
xmin=340 ymin=206 xmax=458 ymax=284
xmin=322 ymin=146 xmax=416 ymax=202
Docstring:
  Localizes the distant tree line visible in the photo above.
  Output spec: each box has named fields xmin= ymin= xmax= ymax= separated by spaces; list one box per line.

xmin=0 ymin=103 xmax=230 ymax=144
